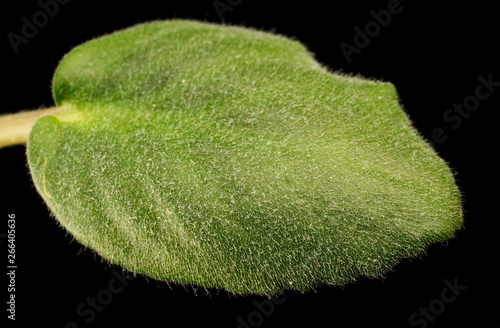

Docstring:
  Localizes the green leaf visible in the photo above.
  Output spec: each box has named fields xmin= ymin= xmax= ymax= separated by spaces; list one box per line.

xmin=26 ymin=20 xmax=462 ymax=294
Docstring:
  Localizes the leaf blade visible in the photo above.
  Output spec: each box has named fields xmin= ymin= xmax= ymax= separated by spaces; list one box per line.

xmin=28 ymin=20 xmax=462 ymax=294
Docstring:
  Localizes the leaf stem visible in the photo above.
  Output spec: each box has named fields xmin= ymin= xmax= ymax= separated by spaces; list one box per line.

xmin=0 ymin=107 xmax=61 ymax=149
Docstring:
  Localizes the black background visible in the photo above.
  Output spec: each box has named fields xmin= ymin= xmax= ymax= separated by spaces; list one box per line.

xmin=2 ymin=0 xmax=499 ymax=327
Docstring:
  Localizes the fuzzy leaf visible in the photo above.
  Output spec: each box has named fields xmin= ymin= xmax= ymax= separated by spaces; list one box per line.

xmin=27 ymin=20 xmax=462 ymax=294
